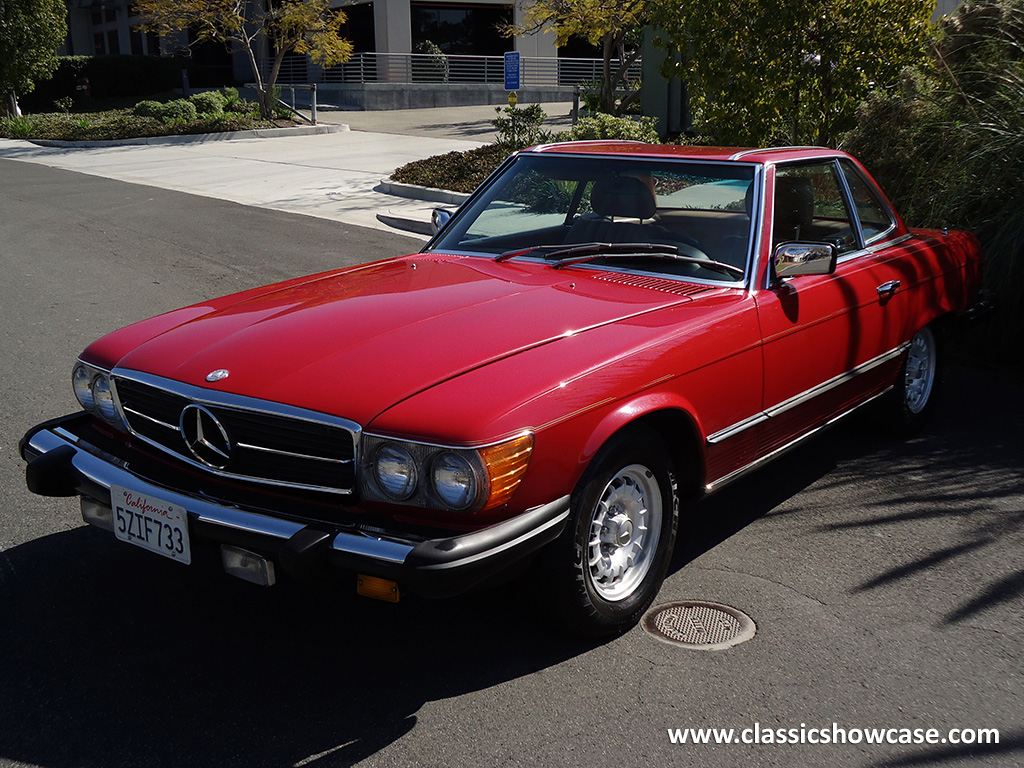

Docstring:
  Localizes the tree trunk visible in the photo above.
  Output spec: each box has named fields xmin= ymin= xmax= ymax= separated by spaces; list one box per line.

xmin=240 ymin=37 xmax=272 ymax=120
xmin=261 ymin=49 xmax=287 ymax=120
xmin=4 ymin=90 xmax=22 ymax=119
xmin=601 ymin=34 xmax=616 ymax=115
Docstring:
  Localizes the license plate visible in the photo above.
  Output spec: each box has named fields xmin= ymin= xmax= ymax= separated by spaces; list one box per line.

xmin=111 ymin=484 xmax=192 ymax=565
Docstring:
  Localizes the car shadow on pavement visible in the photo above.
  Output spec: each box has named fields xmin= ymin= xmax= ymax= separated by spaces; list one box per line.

xmin=666 ymin=364 xmax=1024 ymax=633
xmin=0 ymin=525 xmax=590 ymax=768
xmin=814 ymin=366 xmax=1024 ymax=627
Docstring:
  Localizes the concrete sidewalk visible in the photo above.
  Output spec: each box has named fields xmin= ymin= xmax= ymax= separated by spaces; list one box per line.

xmin=0 ymin=102 xmax=574 ymax=241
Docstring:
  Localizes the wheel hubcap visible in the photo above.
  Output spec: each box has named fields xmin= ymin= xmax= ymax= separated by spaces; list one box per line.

xmin=587 ymin=464 xmax=662 ymax=601
xmin=905 ymin=328 xmax=936 ymax=414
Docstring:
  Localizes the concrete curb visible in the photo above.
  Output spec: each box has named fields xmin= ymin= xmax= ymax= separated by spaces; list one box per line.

xmin=29 ymin=123 xmax=350 ymax=149
xmin=377 ymin=179 xmax=469 ymax=206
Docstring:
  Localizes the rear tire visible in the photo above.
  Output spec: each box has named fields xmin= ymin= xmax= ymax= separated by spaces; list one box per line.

xmin=543 ymin=427 xmax=678 ymax=637
xmin=882 ymin=325 xmax=940 ymax=436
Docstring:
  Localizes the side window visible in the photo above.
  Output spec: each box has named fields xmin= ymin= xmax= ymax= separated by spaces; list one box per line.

xmin=840 ymin=162 xmax=895 ymax=243
xmin=773 ymin=163 xmax=858 ymax=255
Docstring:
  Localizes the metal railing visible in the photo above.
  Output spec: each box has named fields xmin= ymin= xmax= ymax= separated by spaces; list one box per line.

xmin=270 ymin=52 xmax=641 ymax=87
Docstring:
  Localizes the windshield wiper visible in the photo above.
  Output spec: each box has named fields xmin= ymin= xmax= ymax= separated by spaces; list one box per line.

xmin=497 ymin=242 xmax=676 ymax=263
xmin=542 ymin=242 xmax=745 ymax=278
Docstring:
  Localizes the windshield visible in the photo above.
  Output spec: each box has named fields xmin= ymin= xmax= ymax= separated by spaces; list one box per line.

xmin=429 ymin=153 xmax=758 ymax=282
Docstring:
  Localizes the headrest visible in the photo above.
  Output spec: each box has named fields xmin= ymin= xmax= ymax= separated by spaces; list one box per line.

xmin=591 ymin=175 xmax=657 ymax=220
xmin=773 ymin=176 xmax=814 ymax=233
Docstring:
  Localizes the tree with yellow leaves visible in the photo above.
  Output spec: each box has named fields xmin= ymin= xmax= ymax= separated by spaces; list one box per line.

xmin=504 ymin=0 xmax=647 ymax=115
xmin=134 ymin=0 xmax=352 ymax=119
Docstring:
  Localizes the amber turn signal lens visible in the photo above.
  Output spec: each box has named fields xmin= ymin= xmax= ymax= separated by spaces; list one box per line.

xmin=480 ymin=433 xmax=534 ymax=511
xmin=357 ymin=574 xmax=401 ymax=602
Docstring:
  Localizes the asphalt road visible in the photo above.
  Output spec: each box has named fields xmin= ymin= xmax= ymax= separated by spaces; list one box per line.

xmin=1 ymin=159 xmax=1021 ymax=768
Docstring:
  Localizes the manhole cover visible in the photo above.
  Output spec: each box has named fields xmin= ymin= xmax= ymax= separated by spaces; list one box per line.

xmin=642 ymin=601 xmax=756 ymax=650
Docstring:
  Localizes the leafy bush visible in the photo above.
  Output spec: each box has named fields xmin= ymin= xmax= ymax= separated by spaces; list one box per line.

xmin=843 ymin=0 xmax=1024 ymax=358
xmin=412 ymin=40 xmax=449 ymax=83
xmin=392 ymin=109 xmax=663 ymax=193
xmin=222 ymin=86 xmax=241 ymax=107
xmin=1 ymin=115 xmax=36 ymax=139
xmin=132 ymin=100 xmax=164 ymax=118
xmin=189 ymin=91 xmax=227 ymax=115
xmin=564 ymin=113 xmax=659 ymax=143
xmin=226 ymin=99 xmax=259 ymax=116
xmin=0 ymin=107 xmax=274 ymax=141
xmin=159 ymin=99 xmax=198 ymax=123
xmin=492 ymin=104 xmax=550 ymax=150
xmin=391 ymin=145 xmax=510 ymax=194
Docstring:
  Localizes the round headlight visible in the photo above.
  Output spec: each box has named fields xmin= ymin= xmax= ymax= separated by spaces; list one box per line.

xmin=431 ymin=452 xmax=478 ymax=510
xmin=73 ymin=365 xmax=95 ymax=411
xmin=373 ymin=444 xmax=418 ymax=500
xmin=91 ymin=374 xmax=118 ymax=423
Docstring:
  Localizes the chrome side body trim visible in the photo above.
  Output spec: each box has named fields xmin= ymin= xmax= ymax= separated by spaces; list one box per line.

xmin=705 ymin=386 xmax=894 ymax=492
xmin=706 ymin=342 xmax=909 ymax=445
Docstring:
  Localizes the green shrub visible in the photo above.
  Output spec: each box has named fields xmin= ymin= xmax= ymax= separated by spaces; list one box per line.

xmin=391 ymin=144 xmax=509 ymax=194
xmin=565 ymin=113 xmax=659 ymax=144
xmin=226 ymin=99 xmax=259 ymax=116
xmin=189 ymin=91 xmax=226 ymax=115
xmin=159 ymin=99 xmax=198 ymax=123
xmin=492 ymin=104 xmax=551 ymax=150
xmin=1 ymin=115 xmax=36 ymax=139
xmin=0 ymin=106 xmax=273 ymax=141
xmin=412 ymin=40 xmax=449 ymax=83
xmin=221 ymin=86 xmax=241 ymax=107
xmin=132 ymin=100 xmax=164 ymax=117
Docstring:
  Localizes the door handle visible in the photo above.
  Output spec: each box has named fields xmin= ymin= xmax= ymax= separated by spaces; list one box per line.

xmin=876 ymin=280 xmax=901 ymax=298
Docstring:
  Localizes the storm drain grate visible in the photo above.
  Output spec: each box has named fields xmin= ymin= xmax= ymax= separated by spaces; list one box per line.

xmin=642 ymin=601 xmax=756 ymax=650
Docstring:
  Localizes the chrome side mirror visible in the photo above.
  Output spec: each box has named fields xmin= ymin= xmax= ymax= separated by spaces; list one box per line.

xmin=773 ymin=242 xmax=838 ymax=280
xmin=431 ymin=208 xmax=454 ymax=235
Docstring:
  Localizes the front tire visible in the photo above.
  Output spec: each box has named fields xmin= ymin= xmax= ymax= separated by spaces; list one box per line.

xmin=544 ymin=427 xmax=678 ymax=637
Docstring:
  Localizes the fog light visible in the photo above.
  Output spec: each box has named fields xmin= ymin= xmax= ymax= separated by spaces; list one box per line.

xmin=357 ymin=574 xmax=400 ymax=602
xmin=81 ymin=498 xmax=113 ymax=531
xmin=221 ymin=545 xmax=276 ymax=586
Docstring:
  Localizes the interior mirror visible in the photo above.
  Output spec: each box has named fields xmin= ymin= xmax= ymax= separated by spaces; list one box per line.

xmin=773 ymin=242 xmax=838 ymax=280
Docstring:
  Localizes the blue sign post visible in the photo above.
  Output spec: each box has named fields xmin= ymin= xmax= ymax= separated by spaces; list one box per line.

xmin=504 ymin=51 xmax=521 ymax=91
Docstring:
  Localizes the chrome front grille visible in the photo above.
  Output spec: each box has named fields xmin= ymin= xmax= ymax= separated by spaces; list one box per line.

xmin=113 ymin=372 xmax=358 ymax=494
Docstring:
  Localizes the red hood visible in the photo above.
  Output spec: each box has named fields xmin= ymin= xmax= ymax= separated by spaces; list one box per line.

xmin=88 ymin=254 xmax=705 ymax=425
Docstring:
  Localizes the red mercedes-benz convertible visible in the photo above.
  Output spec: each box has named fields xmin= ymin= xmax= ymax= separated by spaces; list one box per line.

xmin=21 ymin=143 xmax=990 ymax=635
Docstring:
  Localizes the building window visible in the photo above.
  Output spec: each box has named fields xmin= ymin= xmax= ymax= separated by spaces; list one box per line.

xmin=410 ymin=3 xmax=512 ymax=56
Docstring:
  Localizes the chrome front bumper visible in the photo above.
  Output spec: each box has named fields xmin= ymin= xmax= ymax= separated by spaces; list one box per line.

xmin=21 ymin=415 xmax=570 ymax=597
